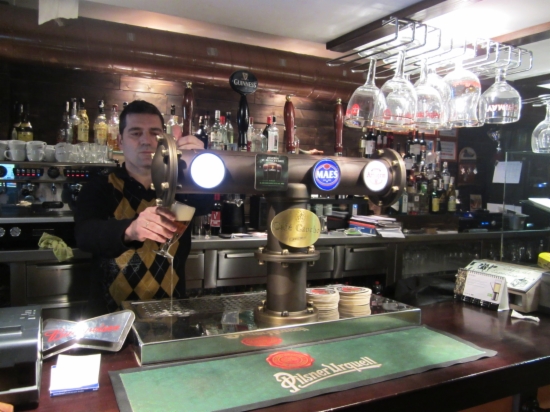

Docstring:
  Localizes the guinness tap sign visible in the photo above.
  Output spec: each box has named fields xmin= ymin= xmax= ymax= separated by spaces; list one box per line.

xmin=230 ymin=70 xmax=258 ymax=95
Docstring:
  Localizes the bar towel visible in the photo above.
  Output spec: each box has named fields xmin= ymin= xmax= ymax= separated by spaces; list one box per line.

xmin=38 ymin=233 xmax=74 ymax=262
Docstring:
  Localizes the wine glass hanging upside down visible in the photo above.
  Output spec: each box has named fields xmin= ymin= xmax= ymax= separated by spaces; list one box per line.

xmin=155 ymin=201 xmax=196 ymax=259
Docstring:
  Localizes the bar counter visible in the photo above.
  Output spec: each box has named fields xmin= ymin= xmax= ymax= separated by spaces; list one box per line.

xmin=34 ymin=301 xmax=550 ymax=412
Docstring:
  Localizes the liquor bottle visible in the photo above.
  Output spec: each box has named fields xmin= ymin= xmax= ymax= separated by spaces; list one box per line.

xmin=219 ymin=115 xmax=227 ymax=150
xmin=246 ymin=117 xmax=254 ymax=152
xmin=437 ymin=179 xmax=448 ymax=214
xmin=107 ymin=104 xmax=120 ymax=151
xmin=365 ymin=128 xmax=376 ymax=158
xmin=435 ymin=137 xmax=442 ymax=175
xmin=403 ymin=141 xmax=415 ymax=171
xmin=447 ymin=176 xmax=457 ymax=213
xmin=382 ymin=131 xmax=388 ymax=149
xmin=204 ymin=110 xmax=211 ymax=134
xmin=396 ymin=142 xmax=402 ymax=157
xmin=441 ymin=161 xmax=450 ymax=190
xmin=209 ymin=110 xmax=224 ymax=150
xmin=411 ymin=130 xmax=421 ymax=161
xmin=387 ymin=132 xmax=395 ymax=149
xmin=57 ymin=101 xmax=72 ymax=143
xmin=263 ymin=116 xmax=271 ymax=141
xmin=69 ymin=98 xmax=80 ymax=144
xmin=455 ymin=189 xmax=462 ymax=212
xmin=94 ymin=100 xmax=108 ymax=145
xmin=376 ymin=130 xmax=383 ymax=150
xmin=419 ymin=132 xmax=427 ymax=153
xmin=225 ymin=112 xmax=237 ymax=151
xmin=430 ymin=179 xmax=440 ymax=214
xmin=17 ymin=103 xmax=33 ymax=142
xmin=359 ymin=127 xmax=368 ymax=156
xmin=416 ymin=165 xmax=429 ymax=195
xmin=194 ymin=115 xmax=208 ymax=149
xmin=267 ymin=116 xmax=279 ymax=153
xmin=166 ymin=105 xmax=179 ymax=138
xmin=11 ymin=102 xmax=23 ymax=140
xmin=77 ymin=98 xmax=89 ymax=142
xmin=210 ymin=194 xmax=222 ymax=236
xmin=417 ymin=166 xmax=430 ymax=214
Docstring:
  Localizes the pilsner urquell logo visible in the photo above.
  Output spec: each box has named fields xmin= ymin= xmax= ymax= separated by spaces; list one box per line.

xmin=268 ymin=351 xmax=382 ymax=393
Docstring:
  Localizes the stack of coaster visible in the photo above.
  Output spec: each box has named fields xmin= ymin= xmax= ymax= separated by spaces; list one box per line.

xmin=306 ymin=287 xmax=340 ymax=321
xmin=336 ymin=286 xmax=372 ymax=318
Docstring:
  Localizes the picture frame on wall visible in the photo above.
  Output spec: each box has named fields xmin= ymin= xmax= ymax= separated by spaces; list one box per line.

xmin=438 ymin=129 xmax=458 ymax=138
xmin=440 ymin=140 xmax=457 ymax=161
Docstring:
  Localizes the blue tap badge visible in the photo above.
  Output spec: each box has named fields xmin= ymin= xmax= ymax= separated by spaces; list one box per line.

xmin=312 ymin=159 xmax=341 ymax=191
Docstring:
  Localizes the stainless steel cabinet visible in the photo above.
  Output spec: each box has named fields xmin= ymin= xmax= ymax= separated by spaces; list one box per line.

xmin=216 ymin=249 xmax=267 ymax=286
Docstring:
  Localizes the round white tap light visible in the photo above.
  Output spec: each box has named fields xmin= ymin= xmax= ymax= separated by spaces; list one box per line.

xmin=190 ymin=153 xmax=225 ymax=189
xmin=362 ymin=160 xmax=389 ymax=192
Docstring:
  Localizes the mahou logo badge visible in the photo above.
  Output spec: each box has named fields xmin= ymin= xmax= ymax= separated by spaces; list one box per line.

xmin=312 ymin=159 xmax=341 ymax=191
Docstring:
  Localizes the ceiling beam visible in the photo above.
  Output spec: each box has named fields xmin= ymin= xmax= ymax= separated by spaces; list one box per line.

xmin=493 ymin=21 xmax=550 ymax=46
xmin=326 ymin=0 xmax=482 ymax=53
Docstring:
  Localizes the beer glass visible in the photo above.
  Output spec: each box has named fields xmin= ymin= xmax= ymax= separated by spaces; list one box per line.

xmin=444 ymin=60 xmax=482 ymax=127
xmin=479 ymin=68 xmax=521 ymax=124
xmin=414 ymin=59 xmax=444 ymax=131
xmin=155 ymin=201 xmax=196 ymax=259
xmin=531 ymin=101 xmax=550 ymax=153
xmin=344 ymin=59 xmax=385 ymax=128
xmin=373 ymin=51 xmax=416 ymax=132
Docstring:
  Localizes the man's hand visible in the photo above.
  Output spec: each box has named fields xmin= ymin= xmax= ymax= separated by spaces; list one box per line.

xmin=124 ymin=206 xmax=178 ymax=243
xmin=177 ymin=134 xmax=205 ymax=150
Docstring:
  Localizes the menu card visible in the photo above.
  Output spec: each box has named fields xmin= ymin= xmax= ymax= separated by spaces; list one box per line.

xmin=49 ymin=354 xmax=101 ymax=397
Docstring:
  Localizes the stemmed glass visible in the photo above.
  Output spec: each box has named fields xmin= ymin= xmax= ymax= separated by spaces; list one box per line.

xmin=373 ymin=51 xmax=416 ymax=132
xmin=479 ymin=68 xmax=521 ymax=124
xmin=155 ymin=201 xmax=196 ymax=259
xmin=531 ymin=100 xmax=550 ymax=153
xmin=444 ymin=59 xmax=482 ymax=127
xmin=414 ymin=59 xmax=444 ymax=131
xmin=426 ymin=66 xmax=452 ymax=129
xmin=344 ymin=59 xmax=385 ymax=128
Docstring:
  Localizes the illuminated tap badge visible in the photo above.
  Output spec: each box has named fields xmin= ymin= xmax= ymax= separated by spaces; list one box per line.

xmin=312 ymin=159 xmax=341 ymax=191
xmin=363 ymin=160 xmax=389 ymax=192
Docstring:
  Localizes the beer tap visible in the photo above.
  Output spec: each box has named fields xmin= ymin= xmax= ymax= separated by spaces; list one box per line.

xmin=182 ymin=82 xmax=194 ymax=136
xmin=334 ymin=98 xmax=344 ymax=156
xmin=284 ymin=95 xmax=296 ymax=154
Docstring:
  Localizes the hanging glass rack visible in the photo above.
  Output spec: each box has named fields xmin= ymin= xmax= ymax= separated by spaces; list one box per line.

xmin=327 ymin=17 xmax=533 ymax=81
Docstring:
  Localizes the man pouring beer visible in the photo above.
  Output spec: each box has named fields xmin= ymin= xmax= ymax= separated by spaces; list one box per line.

xmin=75 ymin=100 xmax=211 ymax=316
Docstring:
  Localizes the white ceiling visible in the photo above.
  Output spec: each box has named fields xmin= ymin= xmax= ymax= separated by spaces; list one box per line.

xmin=26 ymin=0 xmax=550 ymax=82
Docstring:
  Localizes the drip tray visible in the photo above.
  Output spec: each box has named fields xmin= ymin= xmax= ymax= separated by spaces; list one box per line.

xmin=122 ymin=293 xmax=421 ymax=365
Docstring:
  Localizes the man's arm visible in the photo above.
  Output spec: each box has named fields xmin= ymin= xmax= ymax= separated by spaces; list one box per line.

xmin=74 ymin=176 xmax=135 ymax=258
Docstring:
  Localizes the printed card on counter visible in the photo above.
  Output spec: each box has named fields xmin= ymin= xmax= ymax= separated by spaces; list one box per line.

xmin=455 ymin=268 xmax=509 ymax=311
xmin=49 ymin=354 xmax=101 ymax=397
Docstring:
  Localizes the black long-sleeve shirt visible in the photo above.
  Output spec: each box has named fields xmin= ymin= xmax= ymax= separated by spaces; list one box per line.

xmin=75 ymin=164 xmax=212 ymax=314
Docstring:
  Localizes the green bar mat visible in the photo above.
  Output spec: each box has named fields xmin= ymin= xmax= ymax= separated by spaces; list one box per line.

xmin=110 ymin=326 xmax=496 ymax=412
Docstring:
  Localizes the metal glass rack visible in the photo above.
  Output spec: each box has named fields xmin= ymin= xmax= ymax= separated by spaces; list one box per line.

xmin=327 ymin=17 xmax=533 ymax=81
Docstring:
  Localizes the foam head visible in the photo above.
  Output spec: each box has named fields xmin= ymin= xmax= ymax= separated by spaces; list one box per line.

xmin=171 ymin=201 xmax=196 ymax=221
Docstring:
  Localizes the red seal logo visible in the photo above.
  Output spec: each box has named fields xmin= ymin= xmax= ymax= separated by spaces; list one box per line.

xmin=266 ymin=351 xmax=315 ymax=370
xmin=241 ymin=336 xmax=283 ymax=347
xmin=341 ymin=286 xmax=362 ymax=292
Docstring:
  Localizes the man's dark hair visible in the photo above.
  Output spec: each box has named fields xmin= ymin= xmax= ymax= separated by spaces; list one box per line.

xmin=119 ymin=100 xmax=165 ymax=135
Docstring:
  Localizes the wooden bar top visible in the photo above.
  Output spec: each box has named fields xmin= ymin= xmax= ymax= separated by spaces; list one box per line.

xmin=34 ymin=301 xmax=550 ymax=412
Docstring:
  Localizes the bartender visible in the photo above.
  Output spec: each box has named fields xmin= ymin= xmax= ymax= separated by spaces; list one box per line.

xmin=75 ymin=100 xmax=211 ymax=316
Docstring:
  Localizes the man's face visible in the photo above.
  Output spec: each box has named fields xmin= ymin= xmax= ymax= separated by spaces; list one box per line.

xmin=118 ymin=113 xmax=163 ymax=170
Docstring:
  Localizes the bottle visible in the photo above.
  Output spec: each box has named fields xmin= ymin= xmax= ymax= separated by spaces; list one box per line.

xmin=225 ymin=112 xmax=236 ymax=151
xmin=441 ymin=161 xmax=450 ymax=190
xmin=376 ymin=130 xmax=383 ymax=150
xmin=17 ymin=103 xmax=33 ymax=142
xmin=396 ymin=142 xmax=402 ymax=157
xmin=210 ymin=194 xmax=222 ymax=236
xmin=419 ymin=132 xmax=427 ymax=153
xmin=365 ymin=128 xmax=376 ymax=158
xmin=166 ymin=105 xmax=179 ymax=137
xmin=246 ymin=117 xmax=254 ymax=152
xmin=94 ymin=100 xmax=108 ymax=145
xmin=107 ymin=104 xmax=120 ymax=151
xmin=430 ymin=179 xmax=440 ymax=214
xmin=57 ymin=101 xmax=72 ymax=143
xmin=204 ymin=110 xmax=211 ymax=134
xmin=447 ymin=176 xmax=457 ymax=213
xmin=372 ymin=281 xmax=383 ymax=295
xmin=122 ymin=101 xmax=128 ymax=110
xmin=263 ymin=116 xmax=271 ymax=140
xmin=267 ymin=116 xmax=279 ymax=153
xmin=77 ymin=98 xmax=89 ymax=142
xmin=387 ymin=132 xmax=395 ymax=149
xmin=252 ymin=126 xmax=267 ymax=152
xmin=69 ymin=98 xmax=80 ymax=144
xmin=435 ymin=137 xmax=442 ymax=175
xmin=219 ymin=115 xmax=227 ymax=150
xmin=194 ymin=115 xmax=208 ymax=149
xmin=411 ymin=130 xmax=421 ymax=161
xmin=11 ymin=102 xmax=23 ymax=140
xmin=359 ymin=127 xmax=368 ymax=156
xmin=437 ymin=179 xmax=448 ymax=214
xmin=209 ymin=110 xmax=224 ymax=150
xmin=455 ymin=189 xmax=462 ymax=212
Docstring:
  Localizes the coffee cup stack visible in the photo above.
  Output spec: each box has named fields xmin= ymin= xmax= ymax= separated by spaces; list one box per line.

xmin=5 ymin=140 xmax=27 ymax=161
xmin=26 ymin=141 xmax=46 ymax=162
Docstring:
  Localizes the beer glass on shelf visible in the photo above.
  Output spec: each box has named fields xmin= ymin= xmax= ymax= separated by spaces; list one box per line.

xmin=373 ymin=51 xmax=416 ymax=132
xmin=155 ymin=201 xmax=196 ymax=259
xmin=344 ymin=59 xmax=385 ymax=128
xmin=444 ymin=59 xmax=482 ymax=127
xmin=479 ymin=68 xmax=521 ymax=124
xmin=414 ymin=59 xmax=444 ymax=131
xmin=531 ymin=99 xmax=550 ymax=153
